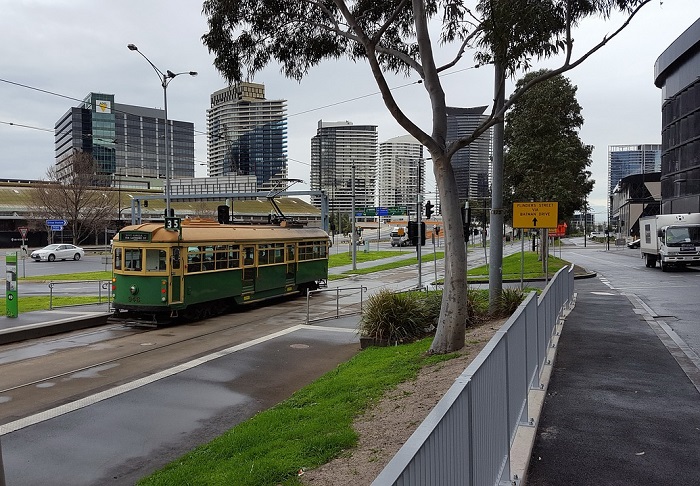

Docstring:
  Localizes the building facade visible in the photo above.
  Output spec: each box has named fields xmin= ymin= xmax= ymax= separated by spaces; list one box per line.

xmin=54 ymin=92 xmax=195 ymax=183
xmin=654 ymin=17 xmax=700 ymax=214
xmin=206 ymin=82 xmax=288 ymax=190
xmin=446 ymin=106 xmax=492 ymax=201
xmin=310 ymin=120 xmax=378 ymax=214
xmin=607 ymin=144 xmax=661 ymax=196
xmin=376 ymin=135 xmax=425 ymax=214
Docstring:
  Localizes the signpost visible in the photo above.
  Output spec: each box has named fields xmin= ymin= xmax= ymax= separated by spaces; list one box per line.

xmin=46 ymin=219 xmax=67 ymax=244
xmin=512 ymin=202 xmax=560 ymax=288
xmin=512 ymin=202 xmax=558 ymax=229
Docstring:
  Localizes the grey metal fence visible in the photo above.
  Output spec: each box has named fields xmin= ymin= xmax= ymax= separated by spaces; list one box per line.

xmin=305 ymin=286 xmax=368 ymax=324
xmin=372 ymin=264 xmax=575 ymax=486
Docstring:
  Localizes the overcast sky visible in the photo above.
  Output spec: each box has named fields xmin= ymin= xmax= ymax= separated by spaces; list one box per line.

xmin=1 ymin=1 xmax=698 ymax=222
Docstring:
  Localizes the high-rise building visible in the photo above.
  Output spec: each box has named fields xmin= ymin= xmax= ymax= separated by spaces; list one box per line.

xmin=377 ymin=135 xmax=425 ymax=213
xmin=310 ymin=120 xmax=378 ymax=214
xmin=206 ymin=82 xmax=287 ymax=190
xmin=54 ymin=92 xmax=195 ymax=182
xmin=655 ymin=17 xmax=700 ymax=214
xmin=608 ymin=144 xmax=661 ymax=195
xmin=446 ymin=106 xmax=492 ymax=201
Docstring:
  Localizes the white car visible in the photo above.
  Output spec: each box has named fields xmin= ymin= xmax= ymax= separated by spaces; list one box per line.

xmin=30 ymin=244 xmax=85 ymax=262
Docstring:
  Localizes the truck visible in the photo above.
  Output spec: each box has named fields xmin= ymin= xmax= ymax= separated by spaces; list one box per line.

xmin=639 ymin=213 xmax=700 ymax=271
xmin=390 ymin=226 xmax=411 ymax=247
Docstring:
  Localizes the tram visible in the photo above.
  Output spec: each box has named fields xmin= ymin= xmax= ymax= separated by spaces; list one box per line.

xmin=109 ymin=218 xmax=330 ymax=325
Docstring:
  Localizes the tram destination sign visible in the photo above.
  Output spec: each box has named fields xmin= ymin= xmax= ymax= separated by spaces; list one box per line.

xmin=512 ymin=202 xmax=558 ymax=229
xmin=119 ymin=231 xmax=151 ymax=242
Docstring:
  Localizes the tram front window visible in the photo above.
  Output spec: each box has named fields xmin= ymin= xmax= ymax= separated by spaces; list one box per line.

xmin=146 ymin=249 xmax=167 ymax=272
xmin=124 ymin=249 xmax=142 ymax=271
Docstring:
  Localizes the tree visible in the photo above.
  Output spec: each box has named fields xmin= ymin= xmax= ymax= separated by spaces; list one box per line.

xmin=202 ymin=0 xmax=651 ymax=354
xmin=30 ymin=150 xmax=116 ymax=245
xmin=504 ymin=70 xmax=594 ymax=225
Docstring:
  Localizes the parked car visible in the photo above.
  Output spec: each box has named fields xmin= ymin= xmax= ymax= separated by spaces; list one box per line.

xmin=627 ymin=238 xmax=641 ymax=249
xmin=589 ymin=231 xmax=602 ymax=238
xmin=30 ymin=244 xmax=84 ymax=262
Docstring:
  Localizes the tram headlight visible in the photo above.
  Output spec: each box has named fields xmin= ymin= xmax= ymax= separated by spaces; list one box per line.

xmin=129 ymin=285 xmax=139 ymax=295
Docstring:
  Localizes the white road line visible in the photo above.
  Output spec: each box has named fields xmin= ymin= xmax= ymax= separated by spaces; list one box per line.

xmin=0 ymin=324 xmax=353 ymax=435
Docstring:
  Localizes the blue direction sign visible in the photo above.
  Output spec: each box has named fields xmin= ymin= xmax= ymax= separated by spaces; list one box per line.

xmin=50 ymin=225 xmax=64 ymax=231
xmin=46 ymin=219 xmax=67 ymax=226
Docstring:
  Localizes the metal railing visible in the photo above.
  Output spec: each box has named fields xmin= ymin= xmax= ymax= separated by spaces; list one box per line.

xmin=47 ymin=280 xmax=112 ymax=310
xmin=305 ymin=286 xmax=368 ymax=324
xmin=372 ymin=264 xmax=575 ymax=486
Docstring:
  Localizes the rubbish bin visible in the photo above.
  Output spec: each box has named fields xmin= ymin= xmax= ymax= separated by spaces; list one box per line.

xmin=364 ymin=240 xmax=370 ymax=253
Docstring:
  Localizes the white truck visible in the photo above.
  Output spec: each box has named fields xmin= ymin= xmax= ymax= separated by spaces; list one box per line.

xmin=390 ymin=227 xmax=411 ymax=247
xmin=639 ymin=213 xmax=700 ymax=271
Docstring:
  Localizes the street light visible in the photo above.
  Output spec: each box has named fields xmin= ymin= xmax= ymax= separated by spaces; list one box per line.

xmin=127 ymin=43 xmax=197 ymax=218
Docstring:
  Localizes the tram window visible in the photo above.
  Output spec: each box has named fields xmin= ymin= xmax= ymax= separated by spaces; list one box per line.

xmin=258 ymin=244 xmax=270 ymax=265
xmin=114 ymin=248 xmax=122 ymax=270
xmin=243 ymin=247 xmax=254 ymax=266
xmin=146 ymin=249 xmax=166 ymax=272
xmin=286 ymin=244 xmax=295 ymax=262
xmin=172 ymin=248 xmax=181 ymax=270
xmin=187 ymin=246 xmax=201 ymax=273
xmin=215 ymin=245 xmax=228 ymax=269
xmin=228 ymin=247 xmax=240 ymax=268
xmin=125 ymin=249 xmax=142 ymax=271
xmin=203 ymin=246 xmax=215 ymax=271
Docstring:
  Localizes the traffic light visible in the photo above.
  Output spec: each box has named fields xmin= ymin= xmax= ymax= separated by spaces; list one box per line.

xmin=425 ymin=200 xmax=434 ymax=219
xmin=217 ymin=205 xmax=230 ymax=224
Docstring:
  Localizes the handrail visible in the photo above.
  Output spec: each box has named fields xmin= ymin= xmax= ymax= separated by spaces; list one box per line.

xmin=47 ymin=280 xmax=113 ymax=310
xmin=306 ymin=286 xmax=368 ymax=324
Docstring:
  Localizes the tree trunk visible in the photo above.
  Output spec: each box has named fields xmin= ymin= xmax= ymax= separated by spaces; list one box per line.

xmin=429 ymin=155 xmax=467 ymax=354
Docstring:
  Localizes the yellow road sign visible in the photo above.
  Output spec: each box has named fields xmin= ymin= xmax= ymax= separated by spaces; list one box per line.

xmin=512 ymin=202 xmax=558 ymax=229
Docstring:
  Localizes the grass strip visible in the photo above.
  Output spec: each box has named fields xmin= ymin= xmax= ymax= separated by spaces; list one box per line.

xmin=21 ymin=271 xmax=112 ymax=281
xmin=0 ymin=296 xmax=107 ymax=313
xmin=336 ymin=252 xmax=445 ymax=277
xmin=468 ymin=252 xmax=568 ymax=279
xmin=138 ymin=337 xmax=458 ymax=486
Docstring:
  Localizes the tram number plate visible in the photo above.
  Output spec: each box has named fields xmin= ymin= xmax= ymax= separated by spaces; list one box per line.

xmin=165 ymin=217 xmax=181 ymax=231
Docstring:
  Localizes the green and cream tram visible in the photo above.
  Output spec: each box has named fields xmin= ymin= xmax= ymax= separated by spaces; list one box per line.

xmin=110 ymin=218 xmax=329 ymax=324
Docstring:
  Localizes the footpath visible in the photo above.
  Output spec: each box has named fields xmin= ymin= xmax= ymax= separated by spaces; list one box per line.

xmin=527 ymin=276 xmax=700 ymax=484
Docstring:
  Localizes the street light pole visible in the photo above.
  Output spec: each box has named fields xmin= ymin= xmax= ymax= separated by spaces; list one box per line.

xmin=127 ymin=44 xmax=196 ymax=218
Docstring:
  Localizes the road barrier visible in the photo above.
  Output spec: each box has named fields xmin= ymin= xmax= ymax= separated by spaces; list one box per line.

xmin=373 ymin=264 xmax=575 ymax=486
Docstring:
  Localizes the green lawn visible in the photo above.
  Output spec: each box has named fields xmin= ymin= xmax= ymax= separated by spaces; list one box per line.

xmin=0 ymin=296 xmax=109 ymax=313
xmin=468 ymin=251 xmax=568 ymax=279
xmin=138 ymin=337 xmax=458 ymax=486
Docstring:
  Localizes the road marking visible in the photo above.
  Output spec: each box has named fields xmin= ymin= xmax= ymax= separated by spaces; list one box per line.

xmin=0 ymin=324 xmax=355 ymax=435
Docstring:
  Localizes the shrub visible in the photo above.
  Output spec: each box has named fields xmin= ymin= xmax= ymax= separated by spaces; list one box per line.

xmin=495 ymin=288 xmax=526 ymax=317
xmin=359 ymin=289 xmax=426 ymax=344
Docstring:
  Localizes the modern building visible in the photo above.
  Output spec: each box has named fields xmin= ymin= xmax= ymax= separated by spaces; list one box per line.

xmin=206 ymin=82 xmax=288 ymax=190
xmin=654 ymin=17 xmax=700 ymax=214
xmin=376 ymin=135 xmax=425 ymax=214
xmin=54 ymin=92 xmax=195 ymax=183
xmin=310 ymin=120 xmax=378 ymax=214
xmin=610 ymin=172 xmax=661 ymax=238
xmin=446 ymin=106 xmax=492 ymax=201
xmin=607 ymin=144 xmax=661 ymax=196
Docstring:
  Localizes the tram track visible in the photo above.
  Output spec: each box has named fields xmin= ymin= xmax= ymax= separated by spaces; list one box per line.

xmin=0 ymin=291 xmax=362 ymax=424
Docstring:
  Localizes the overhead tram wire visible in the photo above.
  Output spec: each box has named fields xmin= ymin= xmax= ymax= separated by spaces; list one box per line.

xmin=2 ymin=64 xmax=479 ymax=165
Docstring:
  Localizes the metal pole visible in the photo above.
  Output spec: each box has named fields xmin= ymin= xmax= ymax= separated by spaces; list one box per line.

xmin=162 ymin=76 xmax=170 ymax=217
xmin=351 ymin=164 xmax=356 ymax=270
xmin=416 ymin=158 xmax=422 ymax=289
xmin=489 ymin=60 xmax=506 ymax=313
xmin=0 ymin=435 xmax=5 ymax=486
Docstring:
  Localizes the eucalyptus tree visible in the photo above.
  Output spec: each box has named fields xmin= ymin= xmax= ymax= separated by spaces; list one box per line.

xmin=202 ymin=0 xmax=651 ymax=354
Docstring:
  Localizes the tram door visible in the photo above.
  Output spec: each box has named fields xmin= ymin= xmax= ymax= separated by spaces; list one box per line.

xmin=242 ymin=246 xmax=255 ymax=294
xmin=169 ymin=247 xmax=184 ymax=304
xmin=286 ymin=244 xmax=296 ymax=285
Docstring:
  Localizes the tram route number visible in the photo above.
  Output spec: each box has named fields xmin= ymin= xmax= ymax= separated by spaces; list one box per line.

xmin=128 ymin=296 xmax=141 ymax=303
xmin=165 ymin=217 xmax=181 ymax=231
